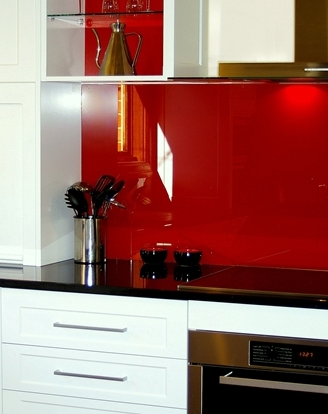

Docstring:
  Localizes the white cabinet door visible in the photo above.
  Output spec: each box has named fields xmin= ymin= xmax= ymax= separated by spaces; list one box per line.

xmin=3 ymin=344 xmax=187 ymax=409
xmin=0 ymin=0 xmax=38 ymax=82
xmin=211 ymin=0 xmax=294 ymax=71
xmin=0 ymin=83 xmax=80 ymax=266
xmin=4 ymin=391 xmax=186 ymax=414
xmin=164 ymin=0 xmax=209 ymax=78
xmin=0 ymin=84 xmax=36 ymax=264
xmin=2 ymin=289 xmax=188 ymax=358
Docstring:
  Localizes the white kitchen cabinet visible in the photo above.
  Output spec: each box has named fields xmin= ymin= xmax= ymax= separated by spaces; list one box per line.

xmin=42 ymin=0 xmax=209 ymax=80
xmin=0 ymin=82 xmax=81 ymax=266
xmin=0 ymin=0 xmax=38 ymax=82
xmin=2 ymin=289 xmax=188 ymax=413
xmin=0 ymin=0 xmax=81 ymax=266
xmin=210 ymin=0 xmax=294 ymax=74
xmin=0 ymin=0 xmax=40 ymax=265
xmin=2 ymin=288 xmax=187 ymax=358
xmin=0 ymin=84 xmax=37 ymax=265
xmin=3 ymin=345 xmax=186 ymax=410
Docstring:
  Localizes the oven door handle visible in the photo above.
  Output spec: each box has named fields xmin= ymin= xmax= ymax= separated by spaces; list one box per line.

xmin=220 ymin=372 xmax=328 ymax=394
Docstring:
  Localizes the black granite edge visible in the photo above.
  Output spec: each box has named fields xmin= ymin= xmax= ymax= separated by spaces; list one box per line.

xmin=1 ymin=278 xmax=328 ymax=310
xmin=0 ymin=279 xmax=188 ymax=300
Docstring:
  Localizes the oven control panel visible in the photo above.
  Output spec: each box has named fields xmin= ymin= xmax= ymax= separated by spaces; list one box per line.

xmin=250 ymin=341 xmax=328 ymax=372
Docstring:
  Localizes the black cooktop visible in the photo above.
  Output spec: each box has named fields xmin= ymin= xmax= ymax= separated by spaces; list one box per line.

xmin=178 ymin=265 xmax=328 ymax=298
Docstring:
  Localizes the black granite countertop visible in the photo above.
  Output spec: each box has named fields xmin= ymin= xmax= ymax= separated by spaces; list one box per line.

xmin=1 ymin=259 xmax=328 ymax=310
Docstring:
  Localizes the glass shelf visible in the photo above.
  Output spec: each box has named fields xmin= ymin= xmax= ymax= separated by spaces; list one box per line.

xmin=47 ymin=11 xmax=163 ymax=18
xmin=48 ymin=11 xmax=163 ymax=28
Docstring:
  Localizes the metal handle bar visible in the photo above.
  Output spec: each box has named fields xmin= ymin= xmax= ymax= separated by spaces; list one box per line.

xmin=220 ymin=372 xmax=328 ymax=394
xmin=54 ymin=370 xmax=127 ymax=382
xmin=53 ymin=322 xmax=127 ymax=333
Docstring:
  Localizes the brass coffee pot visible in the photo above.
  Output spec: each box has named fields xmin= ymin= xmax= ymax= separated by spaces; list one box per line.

xmin=94 ymin=20 xmax=142 ymax=76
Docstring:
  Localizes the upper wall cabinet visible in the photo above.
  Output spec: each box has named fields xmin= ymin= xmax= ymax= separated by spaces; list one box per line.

xmin=215 ymin=0 xmax=294 ymax=64
xmin=0 ymin=0 xmax=38 ymax=82
xmin=215 ymin=0 xmax=328 ymax=79
xmin=43 ymin=0 xmax=209 ymax=81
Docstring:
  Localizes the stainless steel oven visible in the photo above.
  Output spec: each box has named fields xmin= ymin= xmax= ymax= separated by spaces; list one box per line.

xmin=189 ymin=330 xmax=328 ymax=413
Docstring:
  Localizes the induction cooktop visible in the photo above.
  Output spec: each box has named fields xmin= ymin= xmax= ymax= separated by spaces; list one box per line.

xmin=177 ymin=265 xmax=328 ymax=298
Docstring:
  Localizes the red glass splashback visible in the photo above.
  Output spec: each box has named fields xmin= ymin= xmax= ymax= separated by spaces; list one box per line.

xmin=82 ymin=82 xmax=328 ymax=270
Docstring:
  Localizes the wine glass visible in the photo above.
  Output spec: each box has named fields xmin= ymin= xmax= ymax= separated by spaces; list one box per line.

xmin=126 ymin=0 xmax=143 ymax=12
xmin=146 ymin=0 xmax=151 ymax=11
xmin=102 ymin=0 xmax=119 ymax=13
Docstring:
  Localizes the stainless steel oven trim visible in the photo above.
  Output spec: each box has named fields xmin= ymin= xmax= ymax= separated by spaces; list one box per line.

xmin=188 ymin=365 xmax=202 ymax=414
xmin=188 ymin=330 xmax=328 ymax=373
xmin=188 ymin=331 xmax=328 ymax=414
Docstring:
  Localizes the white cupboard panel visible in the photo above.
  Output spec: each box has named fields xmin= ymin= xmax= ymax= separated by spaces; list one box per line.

xmin=39 ymin=82 xmax=81 ymax=266
xmin=0 ymin=0 xmax=38 ymax=81
xmin=0 ymin=103 xmax=23 ymax=262
xmin=2 ymin=289 xmax=188 ymax=358
xmin=0 ymin=1 xmax=18 ymax=65
xmin=3 ymin=345 xmax=187 ymax=409
xmin=165 ymin=0 xmax=209 ymax=77
xmin=212 ymin=0 xmax=294 ymax=67
xmin=0 ymin=84 xmax=36 ymax=265
xmin=4 ymin=390 xmax=186 ymax=414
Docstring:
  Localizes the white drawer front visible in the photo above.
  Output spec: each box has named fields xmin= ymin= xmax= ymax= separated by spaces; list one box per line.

xmin=188 ymin=300 xmax=328 ymax=340
xmin=2 ymin=289 xmax=187 ymax=358
xmin=4 ymin=390 xmax=187 ymax=414
xmin=3 ymin=344 xmax=187 ymax=409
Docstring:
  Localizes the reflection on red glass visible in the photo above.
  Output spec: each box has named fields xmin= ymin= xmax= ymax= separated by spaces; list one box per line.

xmin=82 ymin=82 xmax=328 ymax=271
xmin=279 ymin=84 xmax=323 ymax=107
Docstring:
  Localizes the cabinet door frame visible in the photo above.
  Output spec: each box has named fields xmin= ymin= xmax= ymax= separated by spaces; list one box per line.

xmin=0 ymin=84 xmax=38 ymax=265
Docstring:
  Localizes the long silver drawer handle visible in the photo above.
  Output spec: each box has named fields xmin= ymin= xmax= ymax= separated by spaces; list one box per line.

xmin=54 ymin=370 xmax=127 ymax=382
xmin=220 ymin=374 xmax=328 ymax=394
xmin=304 ymin=68 xmax=328 ymax=72
xmin=53 ymin=322 xmax=127 ymax=333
